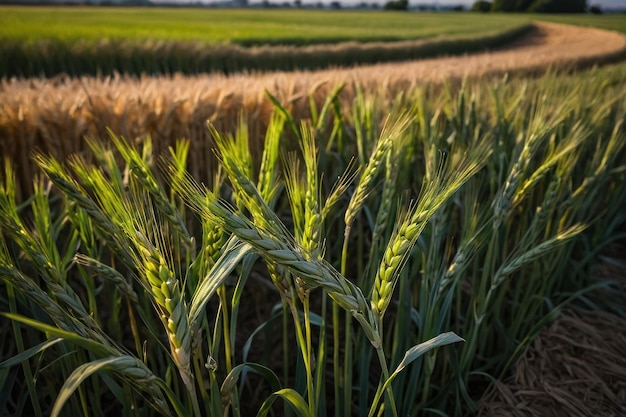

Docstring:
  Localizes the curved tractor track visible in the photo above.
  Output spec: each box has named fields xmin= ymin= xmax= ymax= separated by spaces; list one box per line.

xmin=222 ymin=20 xmax=626 ymax=89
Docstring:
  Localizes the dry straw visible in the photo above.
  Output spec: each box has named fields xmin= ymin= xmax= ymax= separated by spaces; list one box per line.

xmin=479 ymin=310 xmax=626 ymax=417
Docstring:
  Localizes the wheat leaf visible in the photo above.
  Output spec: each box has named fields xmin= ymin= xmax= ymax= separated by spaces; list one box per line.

xmin=51 ymin=357 xmax=124 ymax=417
xmin=386 ymin=332 xmax=464 ymax=389
xmin=265 ymin=90 xmax=300 ymax=139
xmin=257 ymin=388 xmax=312 ymax=417
xmin=220 ymin=362 xmax=281 ymax=400
xmin=314 ymin=83 xmax=345 ymax=131
xmin=2 ymin=313 xmax=113 ymax=356
xmin=0 ymin=338 xmax=62 ymax=368
xmin=188 ymin=237 xmax=253 ymax=331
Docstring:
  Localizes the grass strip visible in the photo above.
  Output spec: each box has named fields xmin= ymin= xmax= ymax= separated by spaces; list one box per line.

xmin=0 ymin=23 xmax=532 ymax=78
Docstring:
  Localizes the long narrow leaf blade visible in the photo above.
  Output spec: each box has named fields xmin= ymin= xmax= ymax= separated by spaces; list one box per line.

xmin=386 ymin=332 xmax=465 ymax=388
xmin=257 ymin=388 xmax=311 ymax=417
xmin=188 ymin=237 xmax=253 ymax=329
xmin=51 ymin=357 xmax=123 ymax=417
xmin=220 ymin=362 xmax=282 ymax=399
xmin=0 ymin=338 xmax=63 ymax=368
xmin=2 ymin=313 xmax=113 ymax=356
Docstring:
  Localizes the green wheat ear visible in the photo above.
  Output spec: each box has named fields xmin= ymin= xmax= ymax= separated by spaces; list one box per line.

xmin=283 ymin=122 xmax=324 ymax=260
xmin=372 ymin=140 xmax=491 ymax=318
xmin=123 ymin=206 xmax=194 ymax=392
xmin=345 ymin=113 xmax=412 ymax=231
xmin=109 ymin=132 xmax=193 ymax=249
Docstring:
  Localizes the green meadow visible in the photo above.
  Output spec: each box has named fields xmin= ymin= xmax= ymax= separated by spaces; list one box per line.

xmin=0 ymin=7 xmax=539 ymax=77
xmin=3 ymin=7 xmax=624 ymax=79
xmin=532 ymin=13 xmax=626 ymax=34
xmin=0 ymin=7 xmax=532 ymax=45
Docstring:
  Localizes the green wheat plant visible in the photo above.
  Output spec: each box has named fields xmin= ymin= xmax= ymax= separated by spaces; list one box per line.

xmin=1 ymin=62 xmax=626 ymax=417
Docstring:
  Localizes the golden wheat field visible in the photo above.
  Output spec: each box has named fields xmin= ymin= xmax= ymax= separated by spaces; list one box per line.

xmin=2 ymin=22 xmax=625 ymax=199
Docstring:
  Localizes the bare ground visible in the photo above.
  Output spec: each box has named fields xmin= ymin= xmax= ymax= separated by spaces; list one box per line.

xmin=479 ymin=309 xmax=626 ymax=417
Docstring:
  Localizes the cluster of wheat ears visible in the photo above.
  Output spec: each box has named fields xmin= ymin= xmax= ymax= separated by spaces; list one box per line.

xmin=1 ymin=62 xmax=626 ymax=417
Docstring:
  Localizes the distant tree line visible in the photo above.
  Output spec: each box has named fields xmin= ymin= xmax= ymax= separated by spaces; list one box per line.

xmin=471 ymin=0 xmax=589 ymax=13
xmin=384 ymin=0 xmax=407 ymax=10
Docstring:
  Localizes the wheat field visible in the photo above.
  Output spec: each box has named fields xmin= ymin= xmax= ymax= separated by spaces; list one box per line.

xmin=2 ymin=21 xmax=625 ymax=201
xmin=2 ymin=58 xmax=626 ymax=415
xmin=1 ymin=12 xmax=626 ymax=417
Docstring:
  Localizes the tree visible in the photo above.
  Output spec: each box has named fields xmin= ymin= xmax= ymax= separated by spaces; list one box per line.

xmin=491 ymin=0 xmax=586 ymax=12
xmin=491 ymin=0 xmax=516 ymax=11
xmin=590 ymin=4 xmax=602 ymax=14
xmin=527 ymin=0 xmax=586 ymax=12
xmin=514 ymin=0 xmax=534 ymax=10
xmin=471 ymin=1 xmax=492 ymax=12
xmin=384 ymin=0 xmax=408 ymax=10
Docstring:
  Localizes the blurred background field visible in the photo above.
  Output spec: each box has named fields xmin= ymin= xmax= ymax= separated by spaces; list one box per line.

xmin=0 ymin=7 xmax=537 ymax=77
xmin=536 ymin=13 xmax=626 ymax=32
xmin=2 ymin=7 xmax=625 ymax=77
xmin=0 ymin=7 xmax=532 ymax=45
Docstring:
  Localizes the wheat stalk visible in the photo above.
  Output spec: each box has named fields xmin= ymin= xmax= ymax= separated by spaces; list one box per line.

xmin=33 ymin=155 xmax=117 ymax=235
xmin=284 ymin=152 xmax=306 ymax=238
xmin=34 ymin=154 xmax=136 ymax=267
xmin=371 ymin=149 xmax=400 ymax=245
xmin=177 ymin=177 xmax=381 ymax=342
xmin=321 ymin=158 xmax=359 ymax=221
xmin=0 ymin=180 xmax=99 ymax=329
xmin=300 ymin=124 xmax=322 ymax=259
xmin=0 ymin=262 xmax=90 ymax=337
xmin=210 ymin=120 xmax=298 ymax=300
xmin=493 ymin=223 xmax=586 ymax=287
xmin=257 ymin=111 xmax=285 ymax=205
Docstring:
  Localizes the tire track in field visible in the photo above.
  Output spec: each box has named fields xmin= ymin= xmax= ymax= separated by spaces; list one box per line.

xmin=187 ymin=21 xmax=626 ymax=100
xmin=305 ymin=21 xmax=626 ymax=85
